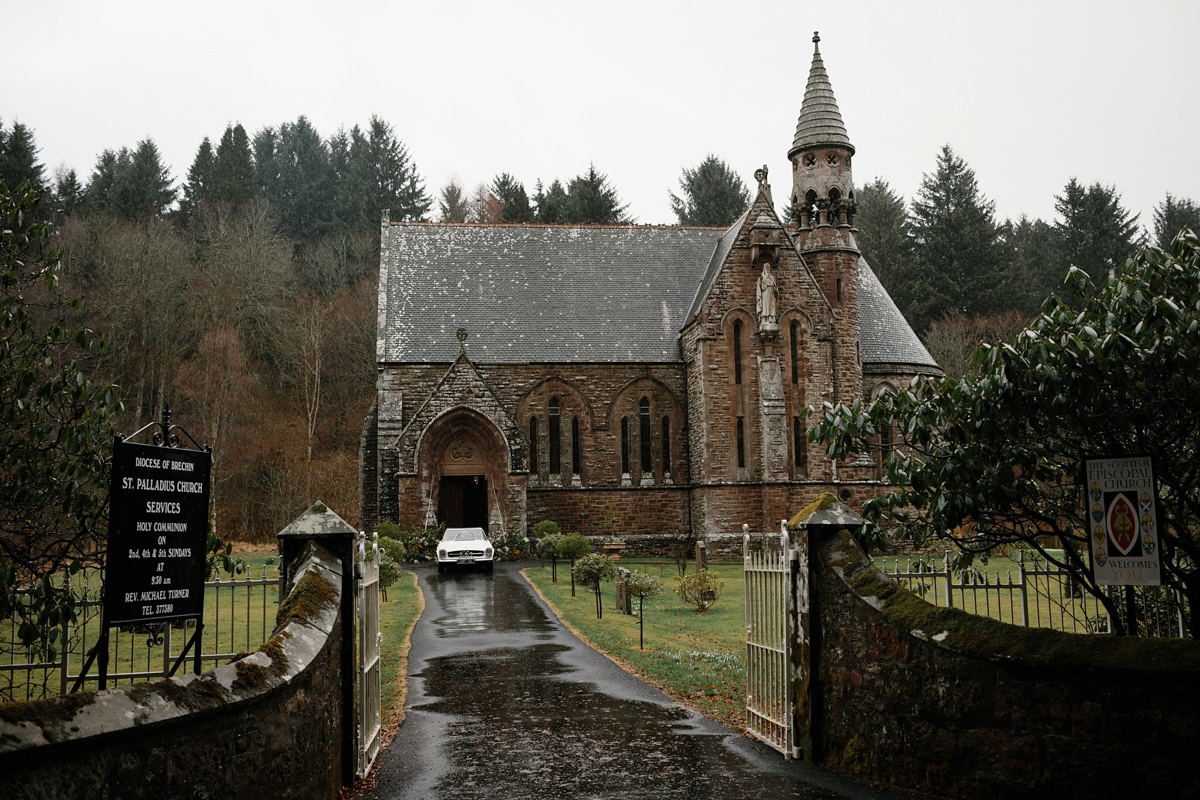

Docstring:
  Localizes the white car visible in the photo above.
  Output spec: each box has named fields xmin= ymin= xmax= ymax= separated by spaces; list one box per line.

xmin=437 ymin=527 xmax=494 ymax=573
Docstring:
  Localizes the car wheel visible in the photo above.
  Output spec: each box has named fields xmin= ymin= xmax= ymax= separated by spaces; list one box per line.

xmin=437 ymin=563 xmax=445 ymax=575
xmin=485 ymin=561 xmax=494 ymax=574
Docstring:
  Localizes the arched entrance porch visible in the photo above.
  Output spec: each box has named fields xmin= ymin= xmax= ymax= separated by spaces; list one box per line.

xmin=418 ymin=408 xmax=518 ymax=533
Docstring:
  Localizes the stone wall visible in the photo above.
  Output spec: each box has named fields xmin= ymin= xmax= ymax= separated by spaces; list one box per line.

xmin=805 ymin=528 xmax=1200 ymax=799
xmin=527 ymin=485 xmax=690 ymax=542
xmin=0 ymin=540 xmax=349 ymax=800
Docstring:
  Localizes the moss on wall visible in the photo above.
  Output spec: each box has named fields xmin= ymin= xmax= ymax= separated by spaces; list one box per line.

xmin=787 ymin=491 xmax=838 ymax=528
xmin=824 ymin=528 xmax=1200 ymax=673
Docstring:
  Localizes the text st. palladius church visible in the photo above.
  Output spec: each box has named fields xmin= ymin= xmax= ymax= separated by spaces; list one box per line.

xmin=359 ymin=34 xmax=939 ymax=547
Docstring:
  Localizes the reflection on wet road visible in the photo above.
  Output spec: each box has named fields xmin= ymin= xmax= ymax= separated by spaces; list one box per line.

xmin=362 ymin=563 xmax=903 ymax=800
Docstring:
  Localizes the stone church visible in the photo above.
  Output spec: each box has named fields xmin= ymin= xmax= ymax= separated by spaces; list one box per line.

xmin=359 ymin=35 xmax=939 ymax=546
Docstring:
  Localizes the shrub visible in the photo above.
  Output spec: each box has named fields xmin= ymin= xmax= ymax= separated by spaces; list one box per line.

xmin=396 ymin=525 xmax=441 ymax=562
xmin=625 ymin=571 xmax=666 ymax=649
xmin=378 ymin=551 xmax=401 ymax=600
xmin=377 ymin=535 xmax=407 ymax=566
xmin=675 ymin=568 xmax=724 ymax=612
xmin=557 ymin=533 xmax=591 ymax=561
xmin=573 ymin=553 xmax=618 ymax=618
xmin=494 ymin=528 xmax=529 ymax=561
xmin=374 ymin=521 xmax=402 ymax=541
xmin=536 ymin=532 xmax=564 ymax=561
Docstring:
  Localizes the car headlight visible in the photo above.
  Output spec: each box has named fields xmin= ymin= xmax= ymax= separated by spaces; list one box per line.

xmin=485 ymin=547 xmax=493 ymax=558
xmin=438 ymin=549 xmax=446 ymax=559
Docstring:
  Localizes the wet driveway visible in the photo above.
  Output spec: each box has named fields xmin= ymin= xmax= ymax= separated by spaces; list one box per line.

xmin=361 ymin=562 xmax=912 ymax=800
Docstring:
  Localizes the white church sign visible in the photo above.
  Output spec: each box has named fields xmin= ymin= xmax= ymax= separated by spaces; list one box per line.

xmin=1084 ymin=456 xmax=1161 ymax=586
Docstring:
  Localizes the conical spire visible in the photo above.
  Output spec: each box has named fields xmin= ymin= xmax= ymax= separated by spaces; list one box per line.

xmin=789 ymin=32 xmax=853 ymax=158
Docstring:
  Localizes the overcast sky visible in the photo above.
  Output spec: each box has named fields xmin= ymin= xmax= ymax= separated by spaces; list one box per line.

xmin=6 ymin=0 xmax=1198 ymax=230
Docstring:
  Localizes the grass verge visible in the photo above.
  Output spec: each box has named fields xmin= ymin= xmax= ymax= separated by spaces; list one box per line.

xmin=379 ymin=570 xmax=423 ymax=726
xmin=522 ymin=561 xmax=746 ymax=731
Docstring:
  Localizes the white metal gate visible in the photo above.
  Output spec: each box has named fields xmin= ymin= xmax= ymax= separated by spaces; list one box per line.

xmin=356 ymin=532 xmax=383 ymax=779
xmin=743 ymin=524 xmax=799 ymax=759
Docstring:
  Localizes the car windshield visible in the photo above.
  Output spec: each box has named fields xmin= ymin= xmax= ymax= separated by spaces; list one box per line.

xmin=451 ymin=531 xmax=483 ymax=541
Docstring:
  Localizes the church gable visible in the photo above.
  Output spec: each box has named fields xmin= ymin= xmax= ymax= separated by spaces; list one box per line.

xmin=394 ymin=343 xmax=523 ymax=476
xmin=683 ymin=168 xmax=834 ymax=342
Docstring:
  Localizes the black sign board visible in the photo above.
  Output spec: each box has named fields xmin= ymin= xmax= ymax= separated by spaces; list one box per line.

xmin=104 ymin=438 xmax=211 ymax=626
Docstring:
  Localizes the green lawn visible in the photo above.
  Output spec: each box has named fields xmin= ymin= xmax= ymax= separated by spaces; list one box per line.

xmin=1 ymin=554 xmax=281 ymax=701
xmin=378 ymin=570 xmax=423 ymax=723
xmin=523 ymin=560 xmax=747 ymax=731
xmin=872 ymin=553 xmax=1110 ymax=634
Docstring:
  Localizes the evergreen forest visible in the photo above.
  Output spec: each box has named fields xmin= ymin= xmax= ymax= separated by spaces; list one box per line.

xmin=1 ymin=117 xmax=1197 ymax=541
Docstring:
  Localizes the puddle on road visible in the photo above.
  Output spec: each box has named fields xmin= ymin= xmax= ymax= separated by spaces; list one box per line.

xmin=427 ymin=570 xmax=557 ymax=636
xmin=414 ymin=634 xmax=832 ymax=798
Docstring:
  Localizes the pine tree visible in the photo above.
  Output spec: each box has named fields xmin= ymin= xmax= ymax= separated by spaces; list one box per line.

xmin=854 ymin=178 xmax=913 ymax=302
xmin=261 ymin=116 xmax=333 ymax=239
xmin=337 ymin=116 xmax=431 ymax=227
xmin=52 ymin=168 xmax=84 ymax=219
xmin=85 ymin=139 xmax=175 ymax=220
xmin=492 ymin=173 xmax=534 ymax=223
xmin=210 ymin=123 xmax=256 ymax=207
xmin=180 ymin=137 xmax=215 ymax=217
xmin=252 ymin=126 xmax=280 ymax=205
xmin=1052 ymin=178 xmax=1140 ymax=283
xmin=668 ymin=155 xmax=749 ymax=226
xmin=906 ymin=145 xmax=1007 ymax=333
xmin=1001 ymin=215 xmax=1059 ymax=313
xmin=1152 ymin=192 xmax=1200 ymax=250
xmin=534 ymin=179 xmax=568 ymax=224
xmin=0 ymin=120 xmax=46 ymax=191
xmin=438 ymin=178 xmax=470 ymax=223
xmin=564 ymin=164 xmax=629 ymax=225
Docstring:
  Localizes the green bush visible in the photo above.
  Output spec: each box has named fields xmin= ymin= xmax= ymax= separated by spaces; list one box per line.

xmin=377 ymin=535 xmax=407 ymax=566
xmin=378 ymin=551 xmax=401 ymax=597
xmin=557 ymin=532 xmax=591 ymax=561
xmin=675 ymin=568 xmax=724 ymax=612
xmin=396 ymin=525 xmax=441 ymax=562
xmin=573 ymin=553 xmax=618 ymax=618
xmin=536 ymin=533 xmax=564 ymax=561
xmin=532 ymin=519 xmax=561 ymax=539
xmin=494 ymin=528 xmax=530 ymax=561
xmin=374 ymin=521 xmax=402 ymax=541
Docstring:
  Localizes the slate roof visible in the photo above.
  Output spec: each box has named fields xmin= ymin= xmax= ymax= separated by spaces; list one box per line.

xmin=858 ymin=256 xmax=939 ymax=370
xmin=789 ymin=35 xmax=854 ymax=157
xmin=378 ymin=222 xmax=938 ymax=372
xmin=378 ymin=224 xmax=717 ymax=364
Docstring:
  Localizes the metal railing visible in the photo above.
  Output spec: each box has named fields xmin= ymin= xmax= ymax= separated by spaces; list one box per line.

xmin=1 ymin=565 xmax=280 ymax=703
xmin=878 ymin=551 xmax=1188 ymax=637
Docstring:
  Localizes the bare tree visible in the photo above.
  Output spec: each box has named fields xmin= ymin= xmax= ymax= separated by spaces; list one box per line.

xmin=469 ymin=183 xmax=502 ymax=223
xmin=176 ymin=325 xmax=254 ymax=536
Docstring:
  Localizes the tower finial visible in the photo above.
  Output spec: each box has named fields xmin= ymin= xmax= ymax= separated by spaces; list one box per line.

xmin=788 ymin=33 xmax=853 ymax=159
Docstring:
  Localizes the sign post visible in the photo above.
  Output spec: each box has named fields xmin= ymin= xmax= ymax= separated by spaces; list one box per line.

xmin=1084 ymin=456 xmax=1161 ymax=587
xmin=73 ymin=407 xmax=211 ymax=691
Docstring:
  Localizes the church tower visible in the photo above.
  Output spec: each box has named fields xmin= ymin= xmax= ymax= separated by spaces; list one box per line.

xmin=790 ymin=32 xmax=862 ymax=405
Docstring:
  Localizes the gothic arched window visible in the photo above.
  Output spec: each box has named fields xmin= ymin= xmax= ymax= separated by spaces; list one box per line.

xmin=736 ymin=417 xmax=746 ymax=469
xmin=639 ymin=397 xmax=652 ymax=474
xmin=548 ymin=397 xmax=561 ymax=475
xmin=529 ymin=416 xmax=539 ymax=473
xmin=620 ymin=416 xmax=630 ymax=476
xmin=733 ymin=320 xmax=743 ymax=385
xmin=571 ymin=416 xmax=581 ymax=476
xmin=661 ymin=416 xmax=671 ymax=475
xmin=790 ymin=321 xmax=800 ymax=384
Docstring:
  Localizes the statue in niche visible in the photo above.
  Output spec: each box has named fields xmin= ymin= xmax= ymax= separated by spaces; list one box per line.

xmin=756 ymin=262 xmax=779 ymax=330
